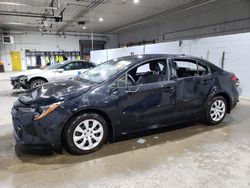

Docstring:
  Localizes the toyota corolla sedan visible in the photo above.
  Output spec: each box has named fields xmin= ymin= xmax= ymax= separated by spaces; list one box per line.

xmin=12 ymin=54 xmax=239 ymax=155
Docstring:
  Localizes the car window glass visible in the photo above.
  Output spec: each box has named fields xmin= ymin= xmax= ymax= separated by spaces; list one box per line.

xmin=127 ymin=59 xmax=167 ymax=85
xmin=62 ymin=62 xmax=77 ymax=71
xmin=197 ymin=62 xmax=209 ymax=76
xmin=174 ymin=59 xmax=198 ymax=78
xmin=77 ymin=61 xmax=88 ymax=69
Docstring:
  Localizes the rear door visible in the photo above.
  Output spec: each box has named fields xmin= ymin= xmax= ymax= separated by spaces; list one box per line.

xmin=195 ymin=59 xmax=215 ymax=106
xmin=169 ymin=58 xmax=214 ymax=119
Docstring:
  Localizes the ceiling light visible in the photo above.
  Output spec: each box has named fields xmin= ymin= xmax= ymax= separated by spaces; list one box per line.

xmin=82 ymin=26 xmax=86 ymax=29
xmin=99 ymin=17 xmax=104 ymax=22
xmin=133 ymin=0 xmax=139 ymax=4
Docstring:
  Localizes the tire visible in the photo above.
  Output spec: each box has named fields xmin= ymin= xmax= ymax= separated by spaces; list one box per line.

xmin=63 ymin=113 xmax=108 ymax=155
xmin=30 ymin=78 xmax=47 ymax=89
xmin=205 ymin=96 xmax=227 ymax=125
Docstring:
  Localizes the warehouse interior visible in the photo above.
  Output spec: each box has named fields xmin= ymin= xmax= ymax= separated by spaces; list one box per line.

xmin=0 ymin=0 xmax=250 ymax=187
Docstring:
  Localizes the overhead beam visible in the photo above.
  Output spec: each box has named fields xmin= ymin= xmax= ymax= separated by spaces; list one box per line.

xmin=57 ymin=0 xmax=105 ymax=33
xmin=0 ymin=10 xmax=56 ymax=19
xmin=0 ymin=1 xmax=58 ymax=10
xmin=109 ymin=0 xmax=217 ymax=33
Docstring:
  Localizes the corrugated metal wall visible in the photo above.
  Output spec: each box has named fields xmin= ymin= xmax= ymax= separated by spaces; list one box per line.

xmin=118 ymin=0 xmax=250 ymax=45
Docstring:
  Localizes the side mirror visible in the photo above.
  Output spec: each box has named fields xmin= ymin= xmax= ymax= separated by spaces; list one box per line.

xmin=125 ymin=84 xmax=142 ymax=94
xmin=56 ymin=69 xmax=64 ymax=73
xmin=108 ymin=82 xmax=118 ymax=94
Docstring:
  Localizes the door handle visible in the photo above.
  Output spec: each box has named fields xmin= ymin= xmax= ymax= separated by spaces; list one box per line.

xmin=201 ymin=80 xmax=208 ymax=85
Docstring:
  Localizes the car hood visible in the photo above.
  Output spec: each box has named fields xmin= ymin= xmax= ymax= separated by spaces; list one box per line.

xmin=19 ymin=80 xmax=91 ymax=106
xmin=11 ymin=69 xmax=45 ymax=78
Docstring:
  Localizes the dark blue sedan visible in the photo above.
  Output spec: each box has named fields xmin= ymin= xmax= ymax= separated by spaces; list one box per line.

xmin=12 ymin=54 xmax=239 ymax=154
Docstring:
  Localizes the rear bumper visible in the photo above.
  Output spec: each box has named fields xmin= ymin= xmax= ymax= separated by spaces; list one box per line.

xmin=229 ymin=90 xmax=239 ymax=111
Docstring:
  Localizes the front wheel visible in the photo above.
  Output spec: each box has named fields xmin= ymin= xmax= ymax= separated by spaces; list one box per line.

xmin=205 ymin=96 xmax=227 ymax=125
xmin=63 ymin=113 xmax=108 ymax=155
xmin=30 ymin=78 xmax=47 ymax=89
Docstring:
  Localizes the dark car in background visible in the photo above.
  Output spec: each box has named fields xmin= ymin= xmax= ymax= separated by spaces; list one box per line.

xmin=11 ymin=54 xmax=239 ymax=155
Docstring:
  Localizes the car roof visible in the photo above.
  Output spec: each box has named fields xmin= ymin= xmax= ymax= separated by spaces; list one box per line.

xmin=113 ymin=54 xmax=221 ymax=72
xmin=115 ymin=54 xmax=200 ymax=63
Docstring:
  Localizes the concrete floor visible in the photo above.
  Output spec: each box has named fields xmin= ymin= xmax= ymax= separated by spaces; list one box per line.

xmin=0 ymin=72 xmax=250 ymax=188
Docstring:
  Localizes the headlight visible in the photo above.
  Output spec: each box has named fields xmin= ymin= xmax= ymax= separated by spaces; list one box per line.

xmin=34 ymin=102 xmax=62 ymax=121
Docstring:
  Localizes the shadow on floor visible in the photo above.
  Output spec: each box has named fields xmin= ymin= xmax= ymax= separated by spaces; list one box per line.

xmin=13 ymin=119 xmax=232 ymax=165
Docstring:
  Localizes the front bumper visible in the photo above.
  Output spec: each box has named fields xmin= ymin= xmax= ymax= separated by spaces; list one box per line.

xmin=11 ymin=76 xmax=29 ymax=89
xmin=11 ymin=101 xmax=72 ymax=151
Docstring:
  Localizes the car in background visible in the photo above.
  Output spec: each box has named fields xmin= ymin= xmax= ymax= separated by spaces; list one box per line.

xmin=11 ymin=54 xmax=239 ymax=155
xmin=10 ymin=60 xmax=95 ymax=89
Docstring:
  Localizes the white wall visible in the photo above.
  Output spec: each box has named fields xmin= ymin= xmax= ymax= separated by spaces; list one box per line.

xmin=91 ymin=32 xmax=250 ymax=98
xmin=0 ymin=32 xmax=118 ymax=71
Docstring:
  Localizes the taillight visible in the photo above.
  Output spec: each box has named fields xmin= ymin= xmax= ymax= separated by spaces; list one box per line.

xmin=231 ymin=75 xmax=240 ymax=86
xmin=231 ymin=75 xmax=238 ymax=81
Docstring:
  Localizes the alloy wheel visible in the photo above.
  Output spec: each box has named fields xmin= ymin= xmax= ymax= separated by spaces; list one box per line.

xmin=33 ymin=81 xmax=44 ymax=88
xmin=73 ymin=119 xmax=104 ymax=150
xmin=210 ymin=99 xmax=226 ymax=122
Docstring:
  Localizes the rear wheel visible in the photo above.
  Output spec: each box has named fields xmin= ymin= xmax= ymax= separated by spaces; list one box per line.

xmin=205 ymin=96 xmax=227 ymax=125
xmin=30 ymin=78 xmax=47 ymax=89
xmin=63 ymin=113 xmax=108 ymax=155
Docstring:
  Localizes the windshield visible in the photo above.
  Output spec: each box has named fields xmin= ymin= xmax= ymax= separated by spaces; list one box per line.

xmin=80 ymin=59 xmax=133 ymax=83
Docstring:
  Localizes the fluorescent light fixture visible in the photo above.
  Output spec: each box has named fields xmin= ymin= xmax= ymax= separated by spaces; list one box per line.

xmin=99 ymin=17 xmax=104 ymax=22
xmin=82 ymin=26 xmax=86 ymax=29
xmin=133 ymin=0 xmax=139 ymax=4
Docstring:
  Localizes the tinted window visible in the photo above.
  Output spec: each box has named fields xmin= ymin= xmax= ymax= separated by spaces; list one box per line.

xmin=62 ymin=62 xmax=77 ymax=71
xmin=62 ymin=62 xmax=91 ymax=71
xmin=76 ymin=61 xmax=94 ymax=69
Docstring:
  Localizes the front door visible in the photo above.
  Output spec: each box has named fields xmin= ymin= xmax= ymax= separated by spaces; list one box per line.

xmin=116 ymin=59 xmax=176 ymax=133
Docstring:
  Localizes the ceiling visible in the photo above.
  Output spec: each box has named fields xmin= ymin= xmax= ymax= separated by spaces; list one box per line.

xmin=0 ymin=0 xmax=215 ymax=34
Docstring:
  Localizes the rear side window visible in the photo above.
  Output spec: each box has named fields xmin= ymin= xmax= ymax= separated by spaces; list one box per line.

xmin=78 ymin=61 xmax=95 ymax=69
xmin=170 ymin=58 xmax=210 ymax=79
xmin=62 ymin=62 xmax=77 ymax=71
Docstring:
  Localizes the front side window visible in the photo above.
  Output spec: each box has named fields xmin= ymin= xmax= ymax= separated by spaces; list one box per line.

xmin=120 ymin=59 xmax=168 ymax=86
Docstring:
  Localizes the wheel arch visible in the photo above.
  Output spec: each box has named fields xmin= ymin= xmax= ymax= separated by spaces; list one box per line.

xmin=29 ymin=76 xmax=48 ymax=84
xmin=62 ymin=109 xmax=115 ymax=142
